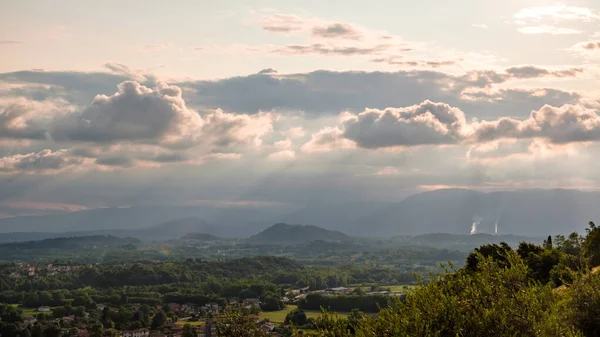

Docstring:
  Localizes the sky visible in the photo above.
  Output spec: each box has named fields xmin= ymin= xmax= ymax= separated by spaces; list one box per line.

xmin=0 ymin=0 xmax=599 ymax=217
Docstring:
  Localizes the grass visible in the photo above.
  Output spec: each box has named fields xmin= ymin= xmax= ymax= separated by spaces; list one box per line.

xmin=354 ymin=283 xmax=418 ymax=293
xmin=10 ymin=304 xmax=52 ymax=316
xmin=259 ymin=304 xmax=347 ymax=324
xmin=175 ymin=319 xmax=205 ymax=327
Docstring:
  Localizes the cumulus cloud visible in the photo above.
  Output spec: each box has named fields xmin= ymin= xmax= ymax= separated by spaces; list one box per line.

xmin=201 ymin=109 xmax=273 ymax=151
xmin=305 ymin=101 xmax=600 ymax=151
xmin=472 ymin=104 xmax=600 ymax=144
xmin=55 ymin=81 xmax=203 ymax=148
xmin=341 ymin=101 xmax=467 ymax=148
xmin=0 ymin=149 xmax=82 ymax=173
xmin=0 ymin=97 xmax=75 ymax=140
xmin=301 ymin=127 xmax=356 ymax=152
xmin=104 ymin=63 xmax=148 ymax=82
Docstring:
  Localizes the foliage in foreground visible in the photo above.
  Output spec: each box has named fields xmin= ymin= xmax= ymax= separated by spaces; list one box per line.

xmin=217 ymin=222 xmax=600 ymax=336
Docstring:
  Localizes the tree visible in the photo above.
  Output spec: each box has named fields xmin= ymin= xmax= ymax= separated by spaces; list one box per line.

xmin=260 ymin=292 xmax=284 ymax=311
xmin=543 ymin=235 xmax=553 ymax=250
xmin=30 ymin=324 xmax=43 ymax=337
xmin=285 ymin=308 xmax=307 ymax=326
xmin=150 ymin=310 xmax=167 ymax=330
xmin=42 ymin=325 xmax=61 ymax=337
xmin=89 ymin=324 xmax=104 ymax=337
xmin=215 ymin=306 xmax=269 ymax=337
xmin=52 ymin=307 xmax=67 ymax=319
xmin=583 ymin=221 xmax=600 ymax=267
xmin=181 ymin=324 xmax=197 ymax=337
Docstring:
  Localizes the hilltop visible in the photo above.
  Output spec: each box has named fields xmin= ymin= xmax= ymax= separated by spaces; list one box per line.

xmin=247 ymin=223 xmax=350 ymax=244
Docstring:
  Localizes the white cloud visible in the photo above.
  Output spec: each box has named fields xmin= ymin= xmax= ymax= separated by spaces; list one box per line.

xmin=0 ymin=97 xmax=75 ymax=141
xmin=301 ymin=127 xmax=355 ymax=153
xmin=514 ymin=5 xmax=600 ymax=22
xmin=472 ymin=24 xmax=489 ymax=29
xmin=517 ymin=25 xmax=582 ymax=35
xmin=55 ymin=81 xmax=203 ymax=148
xmin=341 ymin=101 xmax=468 ymax=148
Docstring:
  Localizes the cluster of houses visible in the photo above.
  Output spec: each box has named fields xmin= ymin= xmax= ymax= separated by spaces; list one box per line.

xmin=289 ymin=286 xmax=407 ymax=301
xmin=9 ymin=263 xmax=82 ymax=278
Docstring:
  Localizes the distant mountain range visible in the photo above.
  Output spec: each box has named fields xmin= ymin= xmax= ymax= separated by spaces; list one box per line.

xmin=351 ymin=189 xmax=600 ymax=237
xmin=0 ymin=188 xmax=598 ymax=239
xmin=247 ymin=223 xmax=350 ymax=244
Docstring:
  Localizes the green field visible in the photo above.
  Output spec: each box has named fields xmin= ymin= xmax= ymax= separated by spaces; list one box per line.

xmin=9 ymin=304 xmax=50 ymax=316
xmin=355 ymin=283 xmax=418 ymax=293
xmin=175 ymin=319 xmax=205 ymax=327
xmin=259 ymin=305 xmax=347 ymax=324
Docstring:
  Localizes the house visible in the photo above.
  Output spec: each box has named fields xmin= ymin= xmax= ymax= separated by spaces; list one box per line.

xmin=38 ymin=306 xmax=51 ymax=312
xmin=242 ymin=298 xmax=260 ymax=308
xmin=260 ymin=322 xmax=275 ymax=332
xmin=168 ymin=303 xmax=182 ymax=312
xmin=202 ymin=303 xmax=219 ymax=312
xmin=123 ymin=329 xmax=149 ymax=337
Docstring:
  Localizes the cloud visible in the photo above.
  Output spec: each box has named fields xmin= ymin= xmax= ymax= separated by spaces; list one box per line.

xmin=301 ymin=127 xmax=356 ymax=152
xmin=472 ymin=104 xmax=600 ymax=144
xmin=580 ymin=41 xmax=600 ymax=50
xmin=55 ymin=81 xmax=203 ymax=148
xmin=0 ymin=149 xmax=82 ymax=173
xmin=305 ymin=100 xmax=600 ymax=151
xmin=258 ymin=14 xmax=306 ymax=32
xmin=0 ymin=40 xmax=25 ymax=45
xmin=257 ymin=68 xmax=278 ymax=74
xmin=472 ymin=24 xmax=489 ymax=29
xmin=569 ymin=40 xmax=600 ymax=57
xmin=0 ymin=201 xmax=88 ymax=213
xmin=341 ymin=101 xmax=467 ymax=148
xmin=267 ymin=150 xmax=296 ymax=160
xmin=517 ymin=25 xmax=582 ymax=35
xmin=104 ymin=63 xmax=148 ymax=82
xmin=181 ymin=69 xmax=581 ymax=119
xmin=286 ymin=127 xmax=305 ymax=139
xmin=0 ymin=97 xmax=75 ymax=140
xmin=201 ymin=109 xmax=273 ymax=151
xmin=514 ymin=5 xmax=600 ymax=22
xmin=273 ymin=43 xmax=392 ymax=56
xmin=95 ymin=155 xmax=135 ymax=167
xmin=311 ymin=23 xmax=363 ymax=40
xmin=504 ymin=65 xmax=583 ymax=78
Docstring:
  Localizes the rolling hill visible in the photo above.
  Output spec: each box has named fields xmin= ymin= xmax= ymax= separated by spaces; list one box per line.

xmin=247 ymin=223 xmax=350 ymax=244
